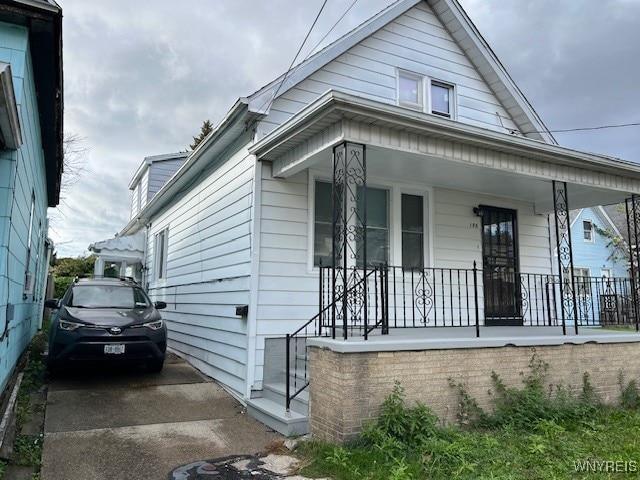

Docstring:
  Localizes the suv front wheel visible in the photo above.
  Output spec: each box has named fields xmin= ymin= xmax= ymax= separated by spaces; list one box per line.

xmin=147 ymin=360 xmax=164 ymax=373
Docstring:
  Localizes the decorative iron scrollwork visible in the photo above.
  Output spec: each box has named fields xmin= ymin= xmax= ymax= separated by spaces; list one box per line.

xmin=553 ymin=181 xmax=577 ymax=333
xmin=415 ymin=269 xmax=434 ymax=323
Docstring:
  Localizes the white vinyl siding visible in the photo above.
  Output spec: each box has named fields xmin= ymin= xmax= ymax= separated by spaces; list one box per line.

xmin=257 ymin=2 xmax=518 ymax=138
xmin=254 ymin=173 xmax=552 ymax=384
xmin=433 ymin=188 xmax=551 ymax=274
xmin=144 ymin=140 xmax=254 ymax=397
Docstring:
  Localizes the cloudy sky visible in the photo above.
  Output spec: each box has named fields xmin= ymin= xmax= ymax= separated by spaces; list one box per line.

xmin=49 ymin=0 xmax=640 ymax=258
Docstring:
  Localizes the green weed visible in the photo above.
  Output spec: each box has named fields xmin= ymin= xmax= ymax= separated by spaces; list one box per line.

xmin=298 ymin=356 xmax=640 ymax=480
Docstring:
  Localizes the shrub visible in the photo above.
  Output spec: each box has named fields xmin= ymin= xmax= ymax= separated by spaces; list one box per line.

xmin=451 ymin=355 xmax=599 ymax=430
xmin=361 ymin=382 xmax=439 ymax=459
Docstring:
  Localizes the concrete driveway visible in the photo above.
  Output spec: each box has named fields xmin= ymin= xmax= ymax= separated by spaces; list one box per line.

xmin=41 ymin=353 xmax=284 ymax=480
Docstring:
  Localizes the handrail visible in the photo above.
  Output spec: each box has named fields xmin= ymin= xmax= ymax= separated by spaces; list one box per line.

xmin=285 ymin=266 xmax=379 ymax=412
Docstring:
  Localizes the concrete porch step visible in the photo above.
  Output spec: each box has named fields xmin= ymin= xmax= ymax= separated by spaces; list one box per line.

xmin=263 ymin=382 xmax=309 ymax=416
xmin=245 ymin=397 xmax=309 ymax=437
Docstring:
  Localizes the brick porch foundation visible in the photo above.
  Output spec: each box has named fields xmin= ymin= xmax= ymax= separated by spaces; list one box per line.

xmin=309 ymin=342 xmax=640 ymax=442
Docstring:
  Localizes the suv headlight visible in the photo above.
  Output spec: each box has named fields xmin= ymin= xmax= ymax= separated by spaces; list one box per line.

xmin=143 ymin=320 xmax=163 ymax=331
xmin=59 ymin=320 xmax=84 ymax=331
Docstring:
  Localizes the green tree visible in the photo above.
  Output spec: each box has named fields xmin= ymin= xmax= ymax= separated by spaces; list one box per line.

xmin=50 ymin=255 xmax=96 ymax=277
xmin=189 ymin=119 xmax=213 ymax=150
xmin=50 ymin=255 xmax=96 ymax=297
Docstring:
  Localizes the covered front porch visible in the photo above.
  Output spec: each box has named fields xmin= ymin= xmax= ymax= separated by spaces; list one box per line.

xmin=248 ymin=91 xmax=640 ymax=436
xmin=251 ymin=91 xmax=640 ymax=338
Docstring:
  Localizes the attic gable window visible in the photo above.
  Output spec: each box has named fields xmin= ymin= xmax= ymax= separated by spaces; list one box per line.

xmin=397 ymin=70 xmax=423 ymax=110
xmin=396 ymin=70 xmax=456 ymax=119
xmin=430 ymin=81 xmax=453 ymax=118
xmin=583 ymin=220 xmax=594 ymax=242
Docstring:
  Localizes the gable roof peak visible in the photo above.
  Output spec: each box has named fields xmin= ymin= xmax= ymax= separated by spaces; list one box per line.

xmin=248 ymin=0 xmax=555 ymax=144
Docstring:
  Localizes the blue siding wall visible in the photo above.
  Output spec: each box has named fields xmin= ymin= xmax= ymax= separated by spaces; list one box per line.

xmin=0 ymin=22 xmax=49 ymax=394
xmin=571 ymin=207 xmax=628 ymax=278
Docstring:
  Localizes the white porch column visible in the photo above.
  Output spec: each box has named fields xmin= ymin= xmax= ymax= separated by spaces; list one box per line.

xmin=94 ymin=257 xmax=105 ymax=277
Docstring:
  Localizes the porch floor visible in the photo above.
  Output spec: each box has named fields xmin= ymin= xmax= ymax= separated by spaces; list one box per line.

xmin=308 ymin=326 xmax=640 ymax=353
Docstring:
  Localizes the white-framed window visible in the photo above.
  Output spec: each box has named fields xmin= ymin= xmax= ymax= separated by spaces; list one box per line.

xmin=356 ymin=186 xmax=389 ymax=267
xmin=312 ymin=179 xmax=428 ymax=269
xmin=429 ymin=81 xmax=454 ymax=118
xmin=397 ymin=70 xmax=423 ymax=110
xmin=154 ymin=228 xmax=168 ymax=280
xmin=601 ymin=268 xmax=612 ymax=278
xmin=583 ymin=220 xmax=594 ymax=242
xmin=313 ymin=181 xmax=390 ymax=267
xmin=396 ymin=69 xmax=456 ymax=119
xmin=401 ymin=194 xmax=424 ymax=268
xmin=313 ymin=181 xmax=334 ymax=267
xmin=572 ymin=267 xmax=591 ymax=297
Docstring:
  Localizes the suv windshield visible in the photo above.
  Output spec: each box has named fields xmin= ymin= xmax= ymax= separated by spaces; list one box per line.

xmin=68 ymin=285 xmax=150 ymax=309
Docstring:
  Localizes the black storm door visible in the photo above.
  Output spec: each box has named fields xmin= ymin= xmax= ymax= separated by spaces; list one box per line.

xmin=481 ymin=206 xmax=522 ymax=325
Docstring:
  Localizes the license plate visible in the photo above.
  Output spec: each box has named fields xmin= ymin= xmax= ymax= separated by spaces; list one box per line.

xmin=104 ymin=344 xmax=125 ymax=355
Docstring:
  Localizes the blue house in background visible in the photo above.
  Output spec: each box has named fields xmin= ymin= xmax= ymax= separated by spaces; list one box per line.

xmin=0 ymin=0 xmax=62 ymax=395
xmin=568 ymin=205 xmax=632 ymax=325
xmin=570 ymin=206 xmax=629 ymax=279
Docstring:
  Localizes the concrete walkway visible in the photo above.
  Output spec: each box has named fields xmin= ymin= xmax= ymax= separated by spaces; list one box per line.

xmin=41 ymin=354 xmax=287 ymax=480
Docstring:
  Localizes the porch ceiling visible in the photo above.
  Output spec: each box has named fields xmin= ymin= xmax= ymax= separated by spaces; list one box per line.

xmin=251 ymin=91 xmax=640 ymax=213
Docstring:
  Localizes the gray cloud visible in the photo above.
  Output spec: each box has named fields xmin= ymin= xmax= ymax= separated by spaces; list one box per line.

xmin=50 ymin=0 xmax=640 ymax=257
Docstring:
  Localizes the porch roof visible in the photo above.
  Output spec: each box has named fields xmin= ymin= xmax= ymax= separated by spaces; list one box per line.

xmin=249 ymin=91 xmax=640 ymax=213
xmin=88 ymin=232 xmax=144 ymax=262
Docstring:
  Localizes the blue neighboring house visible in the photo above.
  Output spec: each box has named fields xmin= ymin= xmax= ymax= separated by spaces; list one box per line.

xmin=0 ymin=0 xmax=63 ymax=394
xmin=569 ymin=205 xmax=631 ymax=325
xmin=570 ymin=206 xmax=628 ymax=279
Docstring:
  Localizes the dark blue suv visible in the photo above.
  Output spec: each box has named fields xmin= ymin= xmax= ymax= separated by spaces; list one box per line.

xmin=45 ymin=277 xmax=168 ymax=373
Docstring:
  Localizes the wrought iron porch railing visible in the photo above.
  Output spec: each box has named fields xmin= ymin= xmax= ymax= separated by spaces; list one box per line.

xmin=284 ymin=267 xmax=379 ymax=412
xmin=319 ymin=266 xmax=637 ymax=331
xmin=285 ymin=265 xmax=638 ymax=412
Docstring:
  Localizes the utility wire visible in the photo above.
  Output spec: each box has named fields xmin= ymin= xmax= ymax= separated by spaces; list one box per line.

xmin=303 ymin=0 xmax=359 ymax=61
xmin=261 ymin=0 xmax=329 ymax=114
xmin=524 ymin=122 xmax=640 ymax=135
xmin=258 ymin=0 xmax=359 ymax=113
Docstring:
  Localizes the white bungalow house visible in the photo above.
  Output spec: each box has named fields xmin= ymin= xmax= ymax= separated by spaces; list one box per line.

xmin=115 ymin=0 xmax=640 ymax=438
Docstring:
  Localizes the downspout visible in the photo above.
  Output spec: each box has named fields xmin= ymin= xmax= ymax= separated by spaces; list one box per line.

xmin=142 ymin=223 xmax=149 ymax=290
xmin=38 ymin=236 xmax=54 ymax=330
xmin=246 ymin=138 xmax=263 ymax=399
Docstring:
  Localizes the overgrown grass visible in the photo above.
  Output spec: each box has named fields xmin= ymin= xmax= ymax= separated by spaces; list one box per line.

xmin=298 ymin=357 xmax=640 ymax=479
xmin=0 ymin=321 xmax=49 ymax=479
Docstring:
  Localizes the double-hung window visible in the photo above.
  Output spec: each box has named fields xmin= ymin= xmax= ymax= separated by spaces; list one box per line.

xmin=314 ymin=181 xmax=334 ymax=267
xmin=401 ymin=194 xmax=424 ymax=268
xmin=583 ymin=220 xmax=594 ymax=242
xmin=356 ymin=186 xmax=389 ymax=267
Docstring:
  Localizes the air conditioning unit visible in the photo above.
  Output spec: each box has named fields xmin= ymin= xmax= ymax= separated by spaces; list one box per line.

xmin=23 ymin=273 xmax=35 ymax=295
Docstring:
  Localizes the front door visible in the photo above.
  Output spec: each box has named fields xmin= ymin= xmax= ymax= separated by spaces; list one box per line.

xmin=481 ymin=206 xmax=522 ymax=326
